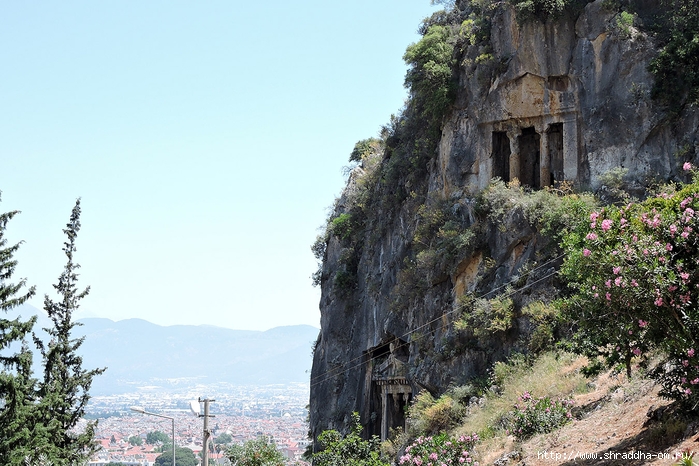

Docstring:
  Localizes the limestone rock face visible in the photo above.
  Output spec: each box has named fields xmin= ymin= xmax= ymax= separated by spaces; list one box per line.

xmin=310 ymin=0 xmax=699 ymax=443
xmin=435 ymin=0 xmax=699 ymax=199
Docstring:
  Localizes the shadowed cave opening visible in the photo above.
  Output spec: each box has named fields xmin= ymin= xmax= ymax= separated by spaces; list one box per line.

xmin=492 ymin=131 xmax=511 ymax=182
xmin=518 ymin=126 xmax=540 ymax=188
xmin=548 ymin=123 xmax=564 ymax=186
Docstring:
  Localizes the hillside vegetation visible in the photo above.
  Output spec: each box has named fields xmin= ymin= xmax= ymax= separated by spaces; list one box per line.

xmin=309 ymin=0 xmax=699 ymax=464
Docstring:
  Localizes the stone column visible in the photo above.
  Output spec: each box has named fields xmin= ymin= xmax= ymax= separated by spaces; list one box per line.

xmin=381 ymin=387 xmax=388 ymax=441
xmin=508 ymin=128 xmax=521 ymax=184
xmin=562 ymin=116 xmax=578 ymax=182
xmin=540 ymin=125 xmax=551 ymax=187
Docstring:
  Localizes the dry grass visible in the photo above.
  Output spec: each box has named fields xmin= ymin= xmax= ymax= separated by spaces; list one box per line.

xmin=455 ymin=352 xmax=588 ymax=435
xmin=451 ymin=352 xmax=589 ymax=459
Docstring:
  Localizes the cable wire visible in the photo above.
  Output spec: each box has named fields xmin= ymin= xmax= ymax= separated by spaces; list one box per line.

xmin=309 ymin=253 xmax=565 ymax=389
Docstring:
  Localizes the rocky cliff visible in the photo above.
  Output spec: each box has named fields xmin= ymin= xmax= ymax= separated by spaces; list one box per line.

xmin=309 ymin=0 xmax=699 ymax=444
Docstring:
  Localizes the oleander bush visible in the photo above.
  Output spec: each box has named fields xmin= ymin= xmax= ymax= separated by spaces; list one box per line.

xmin=560 ymin=164 xmax=699 ymax=409
xmin=507 ymin=392 xmax=574 ymax=440
xmin=399 ymin=433 xmax=480 ymax=466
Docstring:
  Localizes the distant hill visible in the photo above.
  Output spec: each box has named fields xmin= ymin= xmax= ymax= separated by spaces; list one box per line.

xmin=12 ymin=304 xmax=318 ymax=395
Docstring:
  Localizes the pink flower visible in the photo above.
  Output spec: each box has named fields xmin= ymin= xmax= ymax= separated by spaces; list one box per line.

xmin=615 ymin=277 xmax=623 ymax=286
xmin=613 ymin=266 xmax=621 ymax=275
xmin=683 ymin=360 xmax=690 ymax=367
xmin=692 ymin=378 xmax=699 ymax=385
xmin=586 ymin=232 xmax=598 ymax=241
xmin=684 ymin=162 xmax=692 ymax=171
xmin=682 ymin=231 xmax=690 ymax=239
xmin=638 ymin=319 xmax=648 ymax=328
xmin=429 ymin=453 xmax=438 ymax=461
xmin=631 ymin=279 xmax=639 ymax=287
xmin=583 ymin=248 xmax=591 ymax=257
xmin=686 ymin=388 xmax=692 ymax=395
xmin=601 ymin=219 xmax=613 ymax=231
xmin=666 ymin=243 xmax=673 ymax=251
xmin=655 ymin=297 xmax=663 ymax=306
xmin=606 ymin=293 xmax=612 ymax=301
xmin=590 ymin=212 xmax=600 ymax=222
xmin=633 ymin=348 xmax=641 ymax=356
xmin=689 ymin=349 xmax=695 ymax=357
xmin=605 ymin=280 xmax=612 ymax=288
xmin=670 ymin=224 xmax=678 ymax=234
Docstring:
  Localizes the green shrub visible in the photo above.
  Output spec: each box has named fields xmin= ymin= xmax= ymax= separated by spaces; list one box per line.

xmin=330 ymin=213 xmax=355 ymax=243
xmin=477 ymin=179 xmax=596 ymax=245
xmin=615 ymin=10 xmax=635 ymax=38
xmin=455 ymin=293 xmax=515 ymax=339
xmin=390 ymin=200 xmax=475 ymax=313
xmin=648 ymin=1 xmax=699 ymax=113
xmin=407 ymin=391 xmax=468 ymax=435
xmin=403 ymin=23 xmax=457 ymax=135
xmin=313 ymin=413 xmax=389 ymax=466
xmin=225 ymin=436 xmax=285 ymax=466
xmin=349 ymin=138 xmax=383 ymax=164
xmin=333 ymin=269 xmax=357 ymax=293
xmin=509 ymin=0 xmax=592 ymax=21
xmin=522 ymin=301 xmax=561 ymax=353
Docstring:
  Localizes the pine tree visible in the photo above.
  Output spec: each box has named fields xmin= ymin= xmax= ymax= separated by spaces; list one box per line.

xmin=33 ymin=199 xmax=105 ymax=465
xmin=0 ymin=194 xmax=38 ymax=465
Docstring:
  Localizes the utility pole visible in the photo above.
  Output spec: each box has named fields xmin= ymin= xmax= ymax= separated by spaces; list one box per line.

xmin=199 ymin=397 xmax=215 ymax=466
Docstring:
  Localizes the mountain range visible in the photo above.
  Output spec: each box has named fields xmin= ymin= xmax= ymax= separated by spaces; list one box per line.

xmin=13 ymin=304 xmax=318 ymax=395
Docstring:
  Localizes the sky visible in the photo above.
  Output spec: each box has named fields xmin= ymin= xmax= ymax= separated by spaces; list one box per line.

xmin=0 ymin=1 xmax=440 ymax=331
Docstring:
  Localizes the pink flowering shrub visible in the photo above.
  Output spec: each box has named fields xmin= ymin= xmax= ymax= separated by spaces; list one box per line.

xmin=399 ymin=433 xmax=479 ymax=466
xmin=508 ymin=392 xmax=574 ymax=440
xmin=560 ymin=171 xmax=699 ymax=408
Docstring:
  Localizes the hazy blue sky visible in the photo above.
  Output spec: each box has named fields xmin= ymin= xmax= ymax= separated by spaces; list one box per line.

xmin=0 ymin=1 xmax=439 ymax=331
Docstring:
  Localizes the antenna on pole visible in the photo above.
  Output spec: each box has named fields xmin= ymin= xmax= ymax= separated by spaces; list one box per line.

xmin=189 ymin=400 xmax=201 ymax=417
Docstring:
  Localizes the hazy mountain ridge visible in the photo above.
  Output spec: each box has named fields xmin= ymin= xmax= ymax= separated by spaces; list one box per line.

xmin=14 ymin=305 xmax=318 ymax=395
